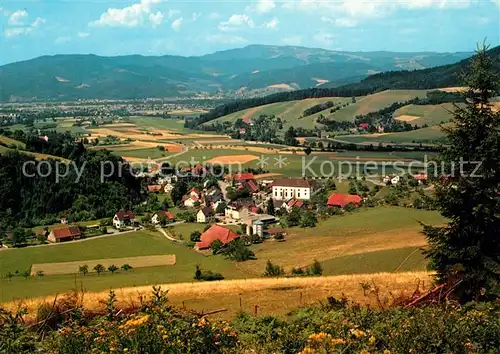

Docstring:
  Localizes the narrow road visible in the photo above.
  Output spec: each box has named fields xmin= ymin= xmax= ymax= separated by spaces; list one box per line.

xmin=158 ymin=223 xmax=186 ymax=243
xmin=0 ymin=228 xmax=142 ymax=250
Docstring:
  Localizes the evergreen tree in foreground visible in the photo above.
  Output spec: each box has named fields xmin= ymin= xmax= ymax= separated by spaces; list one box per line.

xmin=423 ymin=43 xmax=500 ymax=302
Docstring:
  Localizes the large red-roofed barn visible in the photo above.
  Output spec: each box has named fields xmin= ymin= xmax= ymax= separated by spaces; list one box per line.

xmin=47 ymin=226 xmax=82 ymax=243
xmin=195 ymin=225 xmax=239 ymax=250
xmin=327 ymin=193 xmax=362 ymax=208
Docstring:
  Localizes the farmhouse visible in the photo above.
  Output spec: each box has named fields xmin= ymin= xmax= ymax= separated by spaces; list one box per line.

xmin=113 ymin=210 xmax=136 ymax=228
xmin=281 ymin=199 xmax=305 ymax=213
xmin=195 ymin=225 xmax=239 ymax=250
xmin=197 ymin=207 xmax=214 ymax=223
xmin=183 ymin=194 xmax=200 ymax=208
xmin=327 ymin=193 xmax=362 ymax=208
xmin=47 ymin=226 xmax=82 ymax=243
xmin=151 ymin=210 xmax=175 ymax=225
xmin=272 ymin=178 xmax=317 ymax=201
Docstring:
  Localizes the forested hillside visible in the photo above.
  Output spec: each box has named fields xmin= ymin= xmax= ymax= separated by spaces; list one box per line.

xmin=187 ymin=46 xmax=499 ymax=128
xmin=0 ymin=131 xmax=142 ymax=231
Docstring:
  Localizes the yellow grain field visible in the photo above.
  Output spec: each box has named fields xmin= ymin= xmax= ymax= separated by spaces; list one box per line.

xmin=7 ymin=272 xmax=433 ymax=320
xmin=30 ymin=255 xmax=176 ymax=276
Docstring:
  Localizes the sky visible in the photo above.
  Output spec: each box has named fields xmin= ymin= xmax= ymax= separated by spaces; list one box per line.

xmin=0 ymin=0 xmax=499 ymax=65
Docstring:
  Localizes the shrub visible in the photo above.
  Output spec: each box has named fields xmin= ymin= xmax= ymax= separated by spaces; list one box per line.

xmin=264 ymin=260 xmax=284 ymax=277
xmin=309 ymin=259 xmax=323 ymax=275
xmin=190 ymin=231 xmax=201 ymax=242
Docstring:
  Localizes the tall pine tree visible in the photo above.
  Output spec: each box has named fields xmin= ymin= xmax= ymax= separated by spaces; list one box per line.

xmin=423 ymin=43 xmax=500 ymax=302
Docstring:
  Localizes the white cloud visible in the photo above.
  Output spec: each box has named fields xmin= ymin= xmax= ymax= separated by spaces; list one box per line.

xmin=149 ymin=11 xmax=164 ymax=27
xmin=218 ymin=14 xmax=255 ymax=31
xmin=9 ymin=9 xmax=28 ymax=25
xmin=263 ymin=17 xmax=279 ymax=29
xmin=284 ymin=0 xmax=478 ymax=19
xmin=313 ymin=32 xmax=336 ymax=47
xmin=89 ymin=0 xmax=163 ymax=28
xmin=247 ymin=0 xmax=276 ymax=13
xmin=78 ymin=31 xmax=90 ymax=38
xmin=192 ymin=12 xmax=202 ymax=21
xmin=31 ymin=17 xmax=45 ymax=27
xmin=4 ymin=27 xmax=31 ymax=37
xmin=168 ymin=9 xmax=181 ymax=19
xmin=206 ymin=34 xmax=248 ymax=44
xmin=322 ymin=16 xmax=358 ymax=27
xmin=491 ymin=0 xmax=500 ymax=6
xmin=208 ymin=12 xmax=221 ymax=20
xmin=4 ymin=15 xmax=46 ymax=38
xmin=171 ymin=17 xmax=183 ymax=31
xmin=281 ymin=36 xmax=302 ymax=46
xmin=55 ymin=36 xmax=71 ymax=44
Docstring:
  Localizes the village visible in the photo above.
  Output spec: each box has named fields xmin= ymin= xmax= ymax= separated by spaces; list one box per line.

xmin=1 ymin=164 xmax=431 ymax=258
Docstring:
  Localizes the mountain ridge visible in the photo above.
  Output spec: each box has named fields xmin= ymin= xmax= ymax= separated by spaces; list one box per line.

xmin=0 ymin=44 xmax=474 ymax=102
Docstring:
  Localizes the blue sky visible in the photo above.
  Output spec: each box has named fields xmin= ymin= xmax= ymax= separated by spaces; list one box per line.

xmin=1 ymin=0 xmax=499 ymax=64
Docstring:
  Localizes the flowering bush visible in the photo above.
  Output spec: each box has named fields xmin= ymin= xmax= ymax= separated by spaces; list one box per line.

xmin=0 ymin=291 xmax=499 ymax=353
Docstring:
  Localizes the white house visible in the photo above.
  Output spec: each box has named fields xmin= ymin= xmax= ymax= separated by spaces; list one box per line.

xmin=391 ymin=176 xmax=401 ymax=185
xmin=164 ymin=183 xmax=174 ymax=193
xmin=183 ymin=195 xmax=200 ymax=208
xmin=151 ymin=210 xmax=174 ymax=225
xmin=271 ymin=178 xmax=317 ymax=201
xmin=113 ymin=211 xmax=135 ymax=228
xmin=197 ymin=207 xmax=214 ymax=223
xmin=225 ymin=204 xmax=249 ymax=221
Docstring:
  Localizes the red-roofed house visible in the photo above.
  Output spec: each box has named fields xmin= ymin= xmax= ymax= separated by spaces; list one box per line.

xmin=246 ymin=180 xmax=259 ymax=193
xmin=413 ymin=173 xmax=429 ymax=184
xmin=359 ymin=123 xmax=369 ymax=130
xmin=234 ymin=172 xmax=254 ymax=182
xmin=195 ymin=225 xmax=240 ymax=250
xmin=183 ymin=194 xmax=200 ymax=208
xmin=283 ymin=199 xmax=305 ymax=213
xmin=48 ymin=226 xmax=82 ymax=243
xmin=151 ymin=210 xmax=175 ymax=225
xmin=327 ymin=193 xmax=362 ymax=208
xmin=113 ymin=210 xmax=136 ymax=228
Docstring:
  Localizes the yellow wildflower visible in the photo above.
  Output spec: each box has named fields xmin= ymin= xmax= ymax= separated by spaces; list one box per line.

xmin=369 ymin=336 xmax=376 ymax=345
xmin=351 ymin=329 xmax=367 ymax=338
xmin=360 ymin=351 xmax=370 ymax=354
xmin=383 ymin=350 xmax=392 ymax=354
xmin=309 ymin=332 xmax=332 ymax=342
xmin=328 ymin=338 xmax=347 ymax=346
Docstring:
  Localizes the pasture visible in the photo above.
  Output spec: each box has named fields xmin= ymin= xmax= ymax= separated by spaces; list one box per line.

xmin=337 ymin=125 xmax=447 ymax=144
xmin=209 ymin=97 xmax=351 ymax=131
xmin=326 ymin=90 xmax=429 ymax=122
xmin=0 ymin=207 xmax=444 ymax=303
xmin=393 ymin=103 xmax=457 ymax=126
xmin=237 ymin=207 xmax=445 ymax=276
xmin=0 ymin=230 xmax=246 ymax=302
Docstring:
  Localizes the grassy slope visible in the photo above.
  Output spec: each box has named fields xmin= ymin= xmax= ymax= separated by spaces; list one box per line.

xmin=0 ymin=230 xmax=246 ymax=302
xmin=393 ymin=103 xmax=457 ymax=126
xmin=325 ymin=90 xmax=429 ymax=122
xmin=0 ymin=145 xmax=71 ymax=162
xmin=208 ymin=98 xmax=351 ymax=130
xmin=0 ymin=136 xmax=26 ymax=148
xmin=237 ymin=207 xmax=445 ymax=275
xmin=0 ymin=208 xmax=444 ymax=302
xmin=338 ymin=125 xmax=447 ymax=144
